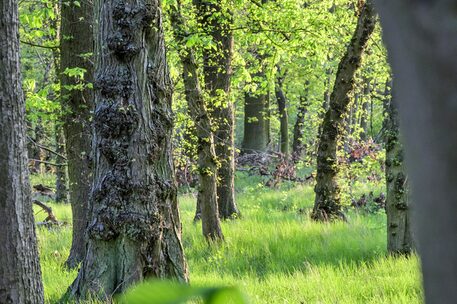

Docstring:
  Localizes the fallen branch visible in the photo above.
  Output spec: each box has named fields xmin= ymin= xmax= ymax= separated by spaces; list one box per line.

xmin=33 ymin=199 xmax=60 ymax=226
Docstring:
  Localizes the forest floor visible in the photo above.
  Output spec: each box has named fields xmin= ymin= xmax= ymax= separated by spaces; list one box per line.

xmin=33 ymin=172 xmax=422 ymax=304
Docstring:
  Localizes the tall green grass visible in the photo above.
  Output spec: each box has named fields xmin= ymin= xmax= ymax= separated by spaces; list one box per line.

xmin=34 ymin=173 xmax=422 ymax=303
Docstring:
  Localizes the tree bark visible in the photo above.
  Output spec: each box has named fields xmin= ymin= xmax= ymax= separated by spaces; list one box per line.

xmin=195 ymin=0 xmax=239 ymax=219
xmin=383 ymin=82 xmax=412 ymax=255
xmin=0 ymin=0 xmax=45 ymax=302
xmin=68 ymin=0 xmax=189 ymax=299
xmin=170 ymin=0 xmax=224 ymax=241
xmin=242 ymin=78 xmax=270 ymax=153
xmin=60 ymin=0 xmax=94 ymax=268
xmin=292 ymin=93 xmax=309 ymax=163
xmin=55 ymin=122 xmax=68 ymax=203
xmin=359 ymin=79 xmax=370 ymax=141
xmin=374 ymin=1 xmax=457 ymax=302
xmin=275 ymin=71 xmax=289 ymax=156
xmin=312 ymin=0 xmax=376 ymax=221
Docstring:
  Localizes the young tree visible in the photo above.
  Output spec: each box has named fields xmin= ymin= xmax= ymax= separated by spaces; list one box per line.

xmin=0 ymin=0 xmax=45 ymax=302
xmin=195 ymin=0 xmax=239 ymax=219
xmin=374 ymin=0 xmax=457 ymax=301
xmin=68 ymin=0 xmax=188 ymax=298
xmin=60 ymin=0 xmax=94 ymax=268
xmin=292 ymin=93 xmax=309 ymax=162
xmin=312 ymin=0 xmax=376 ymax=221
xmin=170 ymin=0 xmax=224 ymax=241
xmin=275 ymin=69 xmax=289 ymax=156
xmin=383 ymin=82 xmax=412 ymax=255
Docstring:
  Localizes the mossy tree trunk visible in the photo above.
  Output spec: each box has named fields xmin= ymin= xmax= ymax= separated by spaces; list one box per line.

xmin=384 ymin=82 xmax=412 ymax=255
xmin=170 ymin=0 xmax=224 ymax=241
xmin=312 ymin=0 xmax=376 ymax=221
xmin=275 ymin=71 xmax=289 ymax=156
xmin=195 ymin=0 xmax=239 ymax=219
xmin=60 ymin=0 xmax=94 ymax=268
xmin=292 ymin=92 xmax=309 ymax=163
xmin=69 ymin=0 xmax=189 ymax=299
xmin=0 ymin=0 xmax=45 ymax=302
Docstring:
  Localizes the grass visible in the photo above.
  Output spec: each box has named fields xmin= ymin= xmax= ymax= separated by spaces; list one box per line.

xmin=34 ymin=172 xmax=423 ymax=303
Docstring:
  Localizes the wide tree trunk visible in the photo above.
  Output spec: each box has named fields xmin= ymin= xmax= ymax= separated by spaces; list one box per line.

xmin=170 ymin=1 xmax=224 ymax=241
xmin=68 ymin=0 xmax=188 ymax=299
xmin=60 ymin=0 xmax=93 ymax=268
xmin=312 ymin=0 xmax=376 ymax=221
xmin=0 ymin=0 xmax=45 ymax=302
xmin=374 ymin=1 xmax=457 ymax=302
xmin=383 ymin=82 xmax=412 ymax=255
xmin=275 ymin=72 xmax=289 ymax=156
xmin=242 ymin=82 xmax=270 ymax=153
xmin=194 ymin=0 xmax=239 ymax=219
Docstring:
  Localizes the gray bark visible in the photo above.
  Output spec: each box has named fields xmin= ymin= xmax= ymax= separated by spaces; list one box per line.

xmin=292 ymin=88 xmax=309 ymax=162
xmin=312 ymin=0 xmax=376 ymax=221
xmin=374 ymin=0 xmax=457 ymax=302
xmin=68 ymin=0 xmax=189 ymax=299
xmin=0 ymin=0 xmax=45 ymax=302
xmin=60 ymin=0 xmax=94 ymax=268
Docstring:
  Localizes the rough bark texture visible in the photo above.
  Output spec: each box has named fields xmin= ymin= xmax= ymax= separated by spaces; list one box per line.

xmin=374 ymin=1 xmax=457 ymax=302
xmin=69 ymin=0 xmax=189 ymax=299
xmin=60 ymin=0 xmax=93 ymax=268
xmin=383 ymin=84 xmax=412 ymax=255
xmin=170 ymin=1 xmax=224 ymax=241
xmin=195 ymin=0 xmax=239 ymax=219
xmin=0 ymin=0 xmax=45 ymax=302
xmin=312 ymin=0 xmax=376 ymax=221
xmin=275 ymin=72 xmax=289 ymax=156
xmin=292 ymin=93 xmax=309 ymax=162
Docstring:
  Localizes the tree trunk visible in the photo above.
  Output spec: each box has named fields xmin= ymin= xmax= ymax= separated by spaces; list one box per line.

xmin=383 ymin=82 xmax=412 ymax=255
xmin=312 ymin=0 xmax=376 ymax=221
xmin=359 ymin=80 xmax=370 ymax=141
xmin=169 ymin=1 xmax=224 ymax=241
xmin=68 ymin=0 xmax=189 ymax=299
xmin=195 ymin=0 xmax=239 ymax=219
xmin=292 ymin=90 xmax=309 ymax=162
xmin=0 ymin=0 xmax=45 ymax=302
xmin=242 ymin=82 xmax=270 ymax=153
xmin=55 ymin=123 xmax=68 ymax=203
xmin=60 ymin=0 xmax=94 ymax=268
xmin=275 ymin=71 xmax=289 ymax=156
xmin=374 ymin=1 xmax=457 ymax=302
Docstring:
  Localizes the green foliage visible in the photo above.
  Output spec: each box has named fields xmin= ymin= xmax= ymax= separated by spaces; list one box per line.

xmin=36 ymin=174 xmax=421 ymax=304
xmin=119 ymin=281 xmax=248 ymax=304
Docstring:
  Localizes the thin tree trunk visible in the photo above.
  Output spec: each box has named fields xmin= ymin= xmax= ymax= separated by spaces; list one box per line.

xmin=68 ymin=0 xmax=189 ymax=299
xmin=374 ymin=1 xmax=457 ymax=302
xmin=292 ymin=85 xmax=309 ymax=162
xmin=383 ymin=81 xmax=412 ymax=255
xmin=195 ymin=0 xmax=239 ymax=219
xmin=169 ymin=1 xmax=224 ymax=241
xmin=360 ymin=79 xmax=370 ymax=141
xmin=60 ymin=0 xmax=93 ymax=268
xmin=275 ymin=71 xmax=289 ymax=156
xmin=0 ymin=0 xmax=45 ymax=302
xmin=312 ymin=0 xmax=376 ymax=221
xmin=55 ymin=123 xmax=68 ymax=202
